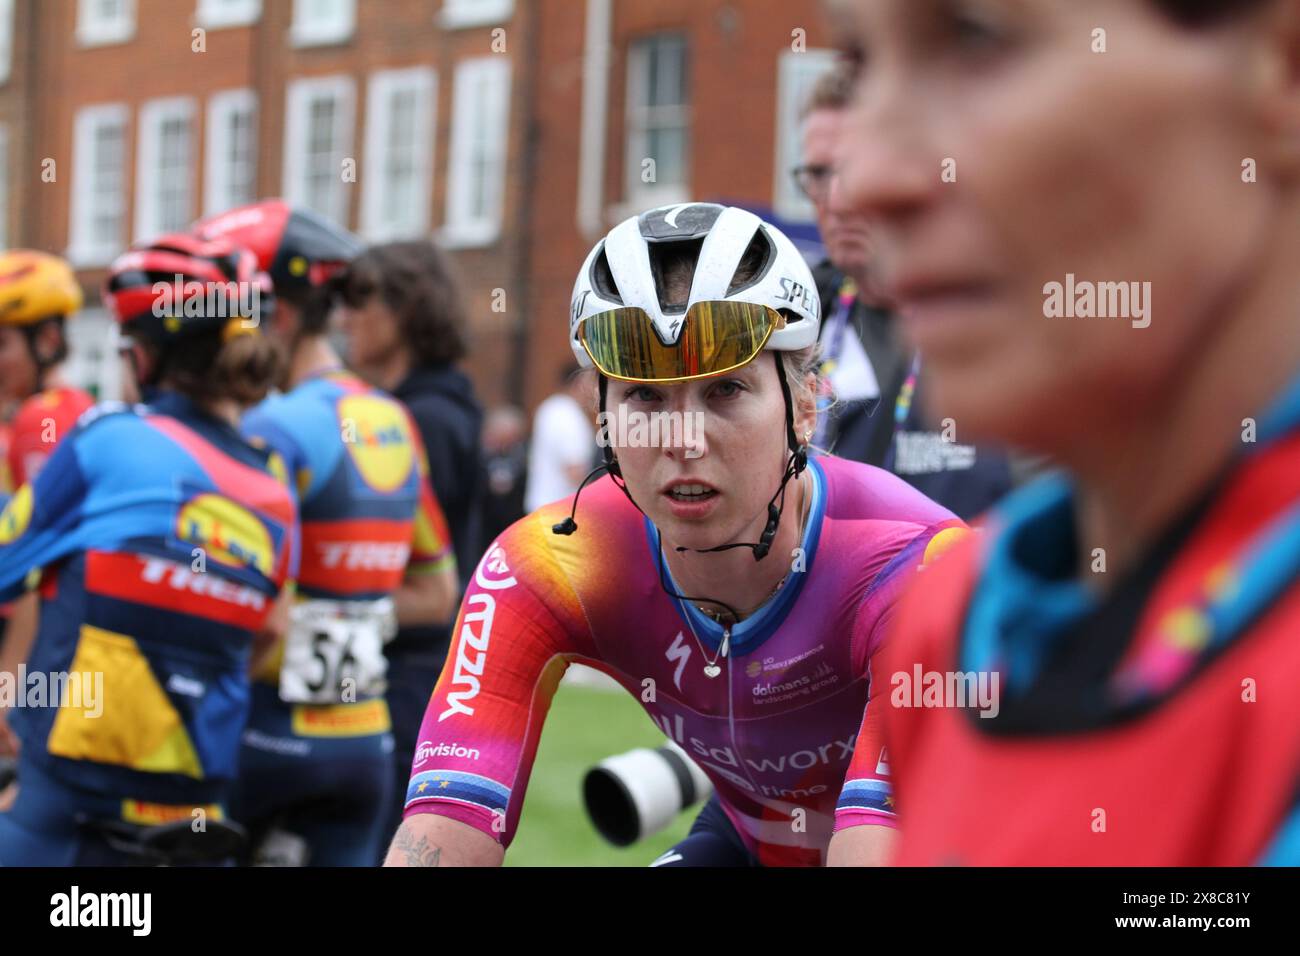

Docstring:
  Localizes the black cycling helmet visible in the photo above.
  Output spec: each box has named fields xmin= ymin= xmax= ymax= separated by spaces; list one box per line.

xmin=193 ymin=200 xmax=361 ymax=330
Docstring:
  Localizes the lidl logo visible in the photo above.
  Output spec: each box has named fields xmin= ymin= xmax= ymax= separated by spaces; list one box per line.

xmin=176 ymin=493 xmax=275 ymax=576
xmin=0 ymin=484 xmax=33 ymax=545
xmin=339 ymin=394 xmax=413 ymax=493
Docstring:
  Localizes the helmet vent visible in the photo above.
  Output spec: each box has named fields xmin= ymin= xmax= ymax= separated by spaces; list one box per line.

xmin=590 ymin=245 xmax=622 ymax=304
xmin=726 ymin=227 xmax=776 ymax=297
xmin=649 ymin=238 xmax=703 ymax=314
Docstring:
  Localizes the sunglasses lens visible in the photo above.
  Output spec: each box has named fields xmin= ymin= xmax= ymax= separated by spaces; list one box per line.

xmin=580 ymin=302 xmax=779 ymax=382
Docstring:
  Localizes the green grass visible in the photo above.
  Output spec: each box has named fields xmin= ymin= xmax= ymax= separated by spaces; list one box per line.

xmin=504 ymin=683 xmax=696 ymax=867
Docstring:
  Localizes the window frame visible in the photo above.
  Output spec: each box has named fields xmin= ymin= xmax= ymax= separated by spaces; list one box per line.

xmin=0 ymin=0 xmax=15 ymax=86
xmin=75 ymin=0 xmax=136 ymax=48
xmin=195 ymin=0 xmax=262 ymax=30
xmin=438 ymin=0 xmax=514 ymax=30
xmin=442 ymin=55 xmax=512 ymax=249
xmin=289 ymin=0 xmax=356 ymax=47
xmin=772 ymin=49 xmax=839 ymax=223
xmin=281 ymin=74 xmax=356 ymax=226
xmin=624 ymin=33 xmax=691 ymax=210
xmin=67 ymin=103 xmax=131 ymax=267
xmin=203 ymin=88 xmax=258 ymax=216
xmin=361 ymin=67 xmax=437 ymax=242
xmin=134 ymin=96 xmax=198 ymax=243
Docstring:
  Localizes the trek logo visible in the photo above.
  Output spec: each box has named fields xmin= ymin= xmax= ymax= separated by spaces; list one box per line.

xmin=438 ymin=545 xmax=517 ymax=721
xmin=318 ymin=541 xmax=409 ymax=571
xmin=175 ymin=492 xmax=275 ymax=576
xmin=139 ymin=556 xmax=267 ymax=610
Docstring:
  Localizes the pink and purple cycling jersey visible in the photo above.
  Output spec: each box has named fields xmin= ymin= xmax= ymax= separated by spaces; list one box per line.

xmin=403 ymin=454 xmax=965 ymax=865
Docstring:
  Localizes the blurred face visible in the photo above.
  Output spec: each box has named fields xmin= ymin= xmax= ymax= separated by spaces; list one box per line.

xmin=268 ymin=296 xmax=301 ymax=347
xmin=0 ymin=326 xmax=38 ymax=402
xmin=801 ymin=109 xmax=874 ymax=279
xmin=834 ymin=0 xmax=1282 ymax=451
xmin=337 ymin=294 xmax=403 ymax=370
xmin=118 ymin=353 xmax=141 ymax=404
xmin=612 ymin=356 xmax=814 ymax=553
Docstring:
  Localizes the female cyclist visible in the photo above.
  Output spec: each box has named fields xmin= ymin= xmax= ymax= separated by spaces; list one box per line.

xmin=194 ymin=200 xmax=459 ymax=866
xmin=385 ymin=203 xmax=966 ymax=867
xmin=828 ymin=0 xmax=1300 ymax=865
xmin=0 ymin=252 xmax=92 ymax=751
xmin=0 ymin=250 xmax=94 ymax=494
xmin=0 ymin=234 xmax=295 ymax=865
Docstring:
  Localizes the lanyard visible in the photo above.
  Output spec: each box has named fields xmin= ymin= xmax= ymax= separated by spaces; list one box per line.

xmin=812 ymin=278 xmax=859 ymax=449
xmin=821 ymin=278 xmax=858 ymax=369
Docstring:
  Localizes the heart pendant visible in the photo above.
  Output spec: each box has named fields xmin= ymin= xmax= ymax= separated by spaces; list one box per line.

xmin=704 ymin=664 xmax=721 ymax=678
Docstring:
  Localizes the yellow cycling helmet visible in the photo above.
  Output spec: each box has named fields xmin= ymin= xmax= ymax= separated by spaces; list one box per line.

xmin=0 ymin=250 xmax=84 ymax=326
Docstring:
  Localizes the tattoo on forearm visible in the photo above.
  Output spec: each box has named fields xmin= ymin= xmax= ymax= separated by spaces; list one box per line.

xmin=393 ymin=826 xmax=443 ymax=867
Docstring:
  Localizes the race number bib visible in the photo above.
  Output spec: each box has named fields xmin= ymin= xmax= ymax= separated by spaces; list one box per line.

xmin=279 ymin=598 xmax=395 ymax=704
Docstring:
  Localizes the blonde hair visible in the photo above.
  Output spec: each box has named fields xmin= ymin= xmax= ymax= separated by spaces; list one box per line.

xmin=781 ymin=343 xmax=827 ymax=446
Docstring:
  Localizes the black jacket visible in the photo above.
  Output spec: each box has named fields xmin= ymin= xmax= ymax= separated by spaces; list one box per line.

xmin=811 ymin=260 xmax=1018 ymax=521
xmin=389 ymin=363 xmax=485 ymax=656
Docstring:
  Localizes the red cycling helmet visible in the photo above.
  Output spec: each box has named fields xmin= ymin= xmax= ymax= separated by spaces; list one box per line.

xmin=103 ymin=233 xmax=273 ymax=344
xmin=192 ymin=199 xmax=361 ymax=302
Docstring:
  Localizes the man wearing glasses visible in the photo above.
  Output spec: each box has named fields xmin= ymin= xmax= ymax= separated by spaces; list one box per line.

xmin=794 ymin=70 xmax=1021 ymax=521
xmin=795 ymin=69 xmax=908 ymax=470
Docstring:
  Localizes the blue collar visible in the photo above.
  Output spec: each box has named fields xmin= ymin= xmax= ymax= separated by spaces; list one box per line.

xmin=645 ymin=455 xmax=827 ymax=656
xmin=146 ymin=389 xmax=271 ymax=473
xmin=962 ymin=369 xmax=1300 ymax=696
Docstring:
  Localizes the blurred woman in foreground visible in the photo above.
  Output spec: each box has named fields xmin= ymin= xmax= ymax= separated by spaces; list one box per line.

xmin=828 ymin=0 xmax=1300 ymax=865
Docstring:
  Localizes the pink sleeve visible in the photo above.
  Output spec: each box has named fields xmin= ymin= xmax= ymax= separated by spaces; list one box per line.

xmin=401 ymin=529 xmax=582 ymax=847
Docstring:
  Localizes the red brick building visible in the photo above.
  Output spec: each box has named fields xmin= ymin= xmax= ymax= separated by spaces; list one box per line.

xmin=0 ymin=0 xmax=839 ymax=411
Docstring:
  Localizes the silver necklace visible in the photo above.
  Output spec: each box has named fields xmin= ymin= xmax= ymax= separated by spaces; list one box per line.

xmin=690 ymin=473 xmax=811 ymax=678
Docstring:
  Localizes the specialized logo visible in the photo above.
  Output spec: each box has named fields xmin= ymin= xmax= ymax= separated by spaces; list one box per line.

xmin=666 ymin=632 xmax=691 ymax=691
xmin=777 ymin=277 xmax=820 ymax=318
xmin=0 ymin=484 xmax=33 ymax=544
xmin=175 ymin=493 xmax=275 ymax=576
xmin=439 ymin=545 xmax=517 ymax=721
xmin=338 ymin=394 xmax=414 ymax=493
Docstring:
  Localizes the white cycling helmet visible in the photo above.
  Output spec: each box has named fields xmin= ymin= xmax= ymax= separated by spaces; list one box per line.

xmin=569 ymin=202 xmax=821 ymax=373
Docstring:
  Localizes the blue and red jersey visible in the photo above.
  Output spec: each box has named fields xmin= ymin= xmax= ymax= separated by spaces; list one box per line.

xmin=0 ymin=391 xmax=295 ymax=804
xmin=240 ymin=370 xmax=453 ymax=724
xmin=242 ymin=370 xmax=454 ymax=602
